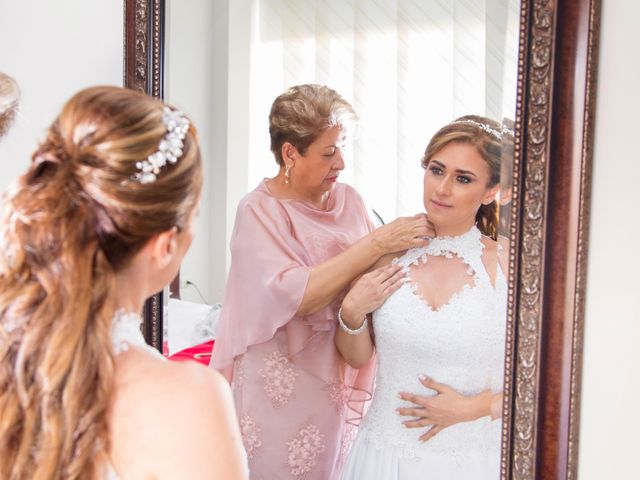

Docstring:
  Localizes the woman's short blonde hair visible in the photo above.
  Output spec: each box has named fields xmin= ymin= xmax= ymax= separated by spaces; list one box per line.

xmin=269 ymin=84 xmax=358 ymax=166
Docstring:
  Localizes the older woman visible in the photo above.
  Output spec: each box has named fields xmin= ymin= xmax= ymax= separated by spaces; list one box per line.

xmin=210 ymin=84 xmax=431 ymax=479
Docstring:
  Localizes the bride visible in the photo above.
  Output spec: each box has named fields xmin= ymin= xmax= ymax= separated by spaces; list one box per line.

xmin=337 ymin=115 xmax=509 ymax=479
xmin=0 ymin=86 xmax=248 ymax=479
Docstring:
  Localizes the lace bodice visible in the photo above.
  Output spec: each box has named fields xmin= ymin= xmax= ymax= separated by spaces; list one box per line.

xmin=358 ymin=226 xmax=507 ymax=460
xmin=111 ymin=309 xmax=164 ymax=358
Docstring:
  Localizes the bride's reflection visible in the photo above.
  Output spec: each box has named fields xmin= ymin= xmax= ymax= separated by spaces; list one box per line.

xmin=338 ymin=116 xmax=511 ymax=480
xmin=210 ymin=84 xmax=432 ymax=479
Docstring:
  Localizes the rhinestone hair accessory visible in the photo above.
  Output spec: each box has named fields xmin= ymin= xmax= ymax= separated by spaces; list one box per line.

xmin=451 ymin=119 xmax=514 ymax=140
xmin=133 ymin=107 xmax=190 ymax=184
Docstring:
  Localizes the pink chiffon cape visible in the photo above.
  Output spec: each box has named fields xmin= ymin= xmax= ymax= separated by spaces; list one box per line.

xmin=210 ymin=180 xmax=376 ymax=479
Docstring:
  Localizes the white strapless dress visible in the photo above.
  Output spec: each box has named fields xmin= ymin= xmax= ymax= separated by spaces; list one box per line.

xmin=341 ymin=227 xmax=507 ymax=480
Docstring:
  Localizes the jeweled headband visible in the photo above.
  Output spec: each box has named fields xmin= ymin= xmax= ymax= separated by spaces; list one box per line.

xmin=450 ymin=119 xmax=514 ymax=141
xmin=133 ymin=106 xmax=190 ymax=184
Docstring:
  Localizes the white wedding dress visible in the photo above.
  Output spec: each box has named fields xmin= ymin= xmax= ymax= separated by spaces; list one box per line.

xmin=341 ymin=226 xmax=507 ymax=480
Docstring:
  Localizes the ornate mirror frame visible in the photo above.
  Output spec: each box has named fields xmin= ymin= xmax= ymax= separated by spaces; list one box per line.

xmin=123 ymin=0 xmax=601 ymax=478
xmin=123 ymin=0 xmax=164 ymax=351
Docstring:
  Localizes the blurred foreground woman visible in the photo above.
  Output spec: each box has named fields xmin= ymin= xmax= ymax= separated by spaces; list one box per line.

xmin=0 ymin=86 xmax=248 ymax=480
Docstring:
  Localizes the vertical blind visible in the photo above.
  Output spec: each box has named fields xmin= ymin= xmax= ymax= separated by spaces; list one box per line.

xmin=242 ymin=0 xmax=519 ymax=220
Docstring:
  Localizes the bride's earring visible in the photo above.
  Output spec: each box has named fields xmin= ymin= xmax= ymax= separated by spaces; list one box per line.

xmin=284 ymin=165 xmax=291 ymax=185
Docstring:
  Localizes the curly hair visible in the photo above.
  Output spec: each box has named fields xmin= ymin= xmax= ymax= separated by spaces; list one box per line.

xmin=0 ymin=86 xmax=202 ymax=479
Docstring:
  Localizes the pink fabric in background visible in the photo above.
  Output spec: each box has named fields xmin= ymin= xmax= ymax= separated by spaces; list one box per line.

xmin=211 ymin=180 xmax=376 ymax=479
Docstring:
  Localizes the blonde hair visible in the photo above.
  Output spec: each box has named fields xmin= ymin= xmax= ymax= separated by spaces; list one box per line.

xmin=0 ymin=72 xmax=20 ymax=138
xmin=421 ymin=115 xmax=513 ymax=240
xmin=269 ymin=84 xmax=358 ymax=166
xmin=0 ymin=86 xmax=202 ymax=479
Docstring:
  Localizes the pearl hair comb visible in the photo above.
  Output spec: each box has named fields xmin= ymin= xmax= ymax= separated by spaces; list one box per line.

xmin=450 ymin=119 xmax=514 ymax=140
xmin=133 ymin=107 xmax=190 ymax=184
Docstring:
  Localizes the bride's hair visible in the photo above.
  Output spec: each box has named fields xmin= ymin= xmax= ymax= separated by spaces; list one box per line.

xmin=0 ymin=72 xmax=20 ymax=138
xmin=0 ymin=86 xmax=202 ymax=479
xmin=421 ymin=114 xmax=514 ymax=240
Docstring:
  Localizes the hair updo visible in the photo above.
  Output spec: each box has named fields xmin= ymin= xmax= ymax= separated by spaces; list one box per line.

xmin=421 ymin=114 xmax=514 ymax=240
xmin=269 ymin=84 xmax=358 ymax=166
xmin=0 ymin=86 xmax=202 ymax=479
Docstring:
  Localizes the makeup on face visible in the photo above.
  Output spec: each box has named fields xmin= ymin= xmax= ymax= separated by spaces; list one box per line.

xmin=423 ymin=143 xmax=496 ymax=236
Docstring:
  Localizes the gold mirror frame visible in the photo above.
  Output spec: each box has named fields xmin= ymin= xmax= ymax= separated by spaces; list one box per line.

xmin=123 ymin=0 xmax=601 ymax=477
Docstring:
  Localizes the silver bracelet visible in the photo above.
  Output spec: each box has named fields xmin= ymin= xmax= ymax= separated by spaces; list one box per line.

xmin=338 ymin=307 xmax=368 ymax=335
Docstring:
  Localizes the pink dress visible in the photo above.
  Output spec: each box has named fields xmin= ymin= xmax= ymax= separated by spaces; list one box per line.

xmin=211 ymin=180 xmax=376 ymax=480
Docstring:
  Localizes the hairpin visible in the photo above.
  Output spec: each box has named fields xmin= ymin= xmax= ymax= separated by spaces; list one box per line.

xmin=133 ymin=107 xmax=190 ymax=184
xmin=451 ymin=119 xmax=514 ymax=140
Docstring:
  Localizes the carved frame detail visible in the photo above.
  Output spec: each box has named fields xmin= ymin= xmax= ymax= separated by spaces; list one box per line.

xmin=123 ymin=0 xmax=601 ymax=477
xmin=500 ymin=0 xmax=601 ymax=479
xmin=123 ymin=0 xmax=164 ymax=351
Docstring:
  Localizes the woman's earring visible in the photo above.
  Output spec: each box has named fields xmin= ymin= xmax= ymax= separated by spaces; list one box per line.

xmin=284 ymin=165 xmax=291 ymax=185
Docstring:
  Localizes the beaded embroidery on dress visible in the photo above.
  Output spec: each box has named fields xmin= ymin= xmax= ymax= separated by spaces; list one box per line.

xmin=341 ymin=226 xmax=507 ymax=480
xmin=111 ymin=309 xmax=164 ymax=358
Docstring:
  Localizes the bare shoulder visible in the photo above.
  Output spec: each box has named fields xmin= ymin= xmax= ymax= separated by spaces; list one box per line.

xmin=480 ymin=235 xmax=498 ymax=252
xmin=114 ymin=347 xmax=224 ymax=391
xmin=496 ymin=235 xmax=510 ymax=275
xmin=480 ymin=235 xmax=508 ymax=281
xmin=111 ymin=350 xmax=232 ymax=428
xmin=110 ymin=350 xmax=246 ymax=479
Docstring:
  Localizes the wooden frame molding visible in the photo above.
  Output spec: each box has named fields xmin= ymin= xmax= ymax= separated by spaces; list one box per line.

xmin=123 ymin=0 xmax=164 ymax=351
xmin=501 ymin=0 xmax=600 ymax=478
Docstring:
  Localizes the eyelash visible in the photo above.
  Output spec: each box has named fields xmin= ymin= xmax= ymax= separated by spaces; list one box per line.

xmin=324 ymin=148 xmax=340 ymax=158
xmin=429 ymin=166 xmax=472 ymax=184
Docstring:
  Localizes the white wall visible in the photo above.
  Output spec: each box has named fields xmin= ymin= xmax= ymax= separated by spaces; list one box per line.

xmin=0 ymin=1 xmax=122 ymax=193
xmin=165 ymin=0 xmax=217 ymax=304
xmin=165 ymin=0 xmax=255 ymax=305
xmin=578 ymin=0 xmax=640 ymax=478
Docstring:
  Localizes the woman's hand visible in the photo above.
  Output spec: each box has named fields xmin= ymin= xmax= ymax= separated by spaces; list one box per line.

xmin=397 ymin=376 xmax=494 ymax=442
xmin=372 ymin=214 xmax=435 ymax=255
xmin=340 ymin=263 xmax=406 ymax=327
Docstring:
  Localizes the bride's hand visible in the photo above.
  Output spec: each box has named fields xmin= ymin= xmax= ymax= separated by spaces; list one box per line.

xmin=397 ymin=376 xmax=493 ymax=442
xmin=340 ymin=263 xmax=406 ymax=327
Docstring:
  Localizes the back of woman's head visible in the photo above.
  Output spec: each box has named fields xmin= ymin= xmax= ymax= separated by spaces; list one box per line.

xmin=0 ymin=85 xmax=202 ymax=479
xmin=269 ymin=84 xmax=358 ymax=166
xmin=421 ymin=114 xmax=514 ymax=240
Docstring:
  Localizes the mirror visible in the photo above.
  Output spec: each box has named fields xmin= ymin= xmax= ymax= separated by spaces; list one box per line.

xmin=167 ymin=0 xmax=520 ymax=361
xmin=125 ymin=0 xmax=601 ymax=477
